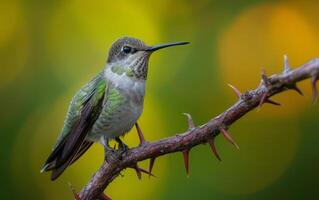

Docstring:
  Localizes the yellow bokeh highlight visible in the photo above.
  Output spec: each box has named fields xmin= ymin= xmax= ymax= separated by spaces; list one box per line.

xmin=47 ymin=0 xmax=160 ymax=81
xmin=213 ymin=2 xmax=306 ymax=194
xmin=11 ymin=85 xmax=168 ymax=199
xmin=0 ymin=0 xmax=20 ymax=46
xmin=218 ymin=3 xmax=319 ymax=116
xmin=0 ymin=0 xmax=28 ymax=90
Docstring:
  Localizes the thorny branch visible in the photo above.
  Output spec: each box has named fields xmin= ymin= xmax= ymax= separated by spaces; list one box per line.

xmin=75 ymin=56 xmax=319 ymax=200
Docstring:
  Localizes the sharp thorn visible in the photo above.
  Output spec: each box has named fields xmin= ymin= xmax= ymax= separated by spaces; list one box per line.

xmin=265 ymin=99 xmax=281 ymax=106
xmin=138 ymin=166 xmax=156 ymax=177
xmin=261 ymin=70 xmax=270 ymax=85
xmin=258 ymin=92 xmax=268 ymax=108
xmin=259 ymin=92 xmax=280 ymax=106
xmin=283 ymin=54 xmax=291 ymax=73
xmin=182 ymin=149 xmax=190 ymax=177
xmin=286 ymin=83 xmax=303 ymax=96
xmin=131 ymin=164 xmax=155 ymax=179
xmin=73 ymin=194 xmax=81 ymax=200
xmin=68 ymin=182 xmax=82 ymax=200
xmin=291 ymin=84 xmax=303 ymax=96
xmin=149 ymin=157 xmax=156 ymax=179
xmin=98 ymin=193 xmax=112 ymax=200
xmin=311 ymin=76 xmax=318 ymax=104
xmin=228 ymin=83 xmax=242 ymax=98
xmin=136 ymin=169 xmax=142 ymax=180
xmin=133 ymin=164 xmax=142 ymax=180
xmin=183 ymin=113 xmax=195 ymax=129
xmin=135 ymin=123 xmax=146 ymax=146
xmin=208 ymin=138 xmax=221 ymax=161
xmin=220 ymin=127 xmax=240 ymax=150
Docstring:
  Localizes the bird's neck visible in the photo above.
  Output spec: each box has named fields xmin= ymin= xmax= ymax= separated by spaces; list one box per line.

xmin=104 ymin=64 xmax=146 ymax=93
xmin=107 ymin=54 xmax=149 ymax=80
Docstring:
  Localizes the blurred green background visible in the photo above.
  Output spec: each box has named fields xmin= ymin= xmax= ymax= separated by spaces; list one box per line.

xmin=1 ymin=0 xmax=319 ymax=199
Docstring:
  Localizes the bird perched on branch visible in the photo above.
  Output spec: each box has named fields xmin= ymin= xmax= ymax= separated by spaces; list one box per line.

xmin=41 ymin=36 xmax=189 ymax=180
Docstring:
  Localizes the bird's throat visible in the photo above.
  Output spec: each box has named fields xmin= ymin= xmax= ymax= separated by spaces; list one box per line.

xmin=104 ymin=66 xmax=146 ymax=92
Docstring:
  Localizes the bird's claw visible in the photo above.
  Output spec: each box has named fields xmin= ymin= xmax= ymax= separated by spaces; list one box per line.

xmin=115 ymin=137 xmax=129 ymax=159
xmin=119 ymin=142 xmax=129 ymax=152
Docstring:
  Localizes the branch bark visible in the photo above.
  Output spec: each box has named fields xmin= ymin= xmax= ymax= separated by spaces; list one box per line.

xmin=79 ymin=56 xmax=319 ymax=200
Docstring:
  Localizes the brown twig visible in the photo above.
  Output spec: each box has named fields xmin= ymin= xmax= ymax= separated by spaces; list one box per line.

xmin=79 ymin=56 xmax=319 ymax=200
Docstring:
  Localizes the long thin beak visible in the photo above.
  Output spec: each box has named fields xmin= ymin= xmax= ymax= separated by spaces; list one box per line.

xmin=145 ymin=41 xmax=190 ymax=52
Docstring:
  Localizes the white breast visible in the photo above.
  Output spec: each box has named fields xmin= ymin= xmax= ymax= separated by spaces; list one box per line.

xmin=86 ymin=66 xmax=146 ymax=141
xmin=104 ymin=66 xmax=145 ymax=96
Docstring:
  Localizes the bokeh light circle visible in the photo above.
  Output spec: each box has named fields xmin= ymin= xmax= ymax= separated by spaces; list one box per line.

xmin=211 ymin=2 xmax=307 ymax=194
xmin=218 ymin=3 xmax=319 ymax=117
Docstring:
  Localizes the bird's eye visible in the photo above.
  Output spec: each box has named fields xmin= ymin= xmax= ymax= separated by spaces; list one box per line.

xmin=122 ymin=46 xmax=132 ymax=54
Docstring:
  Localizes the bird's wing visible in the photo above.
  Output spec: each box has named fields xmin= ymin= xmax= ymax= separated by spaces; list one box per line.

xmin=41 ymin=72 xmax=107 ymax=180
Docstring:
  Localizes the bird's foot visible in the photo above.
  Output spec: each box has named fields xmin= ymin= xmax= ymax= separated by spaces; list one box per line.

xmin=119 ymin=142 xmax=129 ymax=153
xmin=102 ymin=138 xmax=115 ymax=162
xmin=115 ymin=137 xmax=129 ymax=159
xmin=104 ymin=147 xmax=116 ymax=163
xmin=102 ymin=136 xmax=130 ymax=162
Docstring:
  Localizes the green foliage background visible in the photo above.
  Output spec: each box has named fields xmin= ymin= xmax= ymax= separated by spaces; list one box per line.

xmin=1 ymin=0 xmax=319 ymax=199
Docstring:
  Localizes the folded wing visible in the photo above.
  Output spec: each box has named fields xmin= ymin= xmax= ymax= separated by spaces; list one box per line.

xmin=41 ymin=72 xmax=107 ymax=180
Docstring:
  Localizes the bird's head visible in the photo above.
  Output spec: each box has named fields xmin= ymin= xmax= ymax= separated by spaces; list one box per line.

xmin=106 ymin=36 xmax=189 ymax=80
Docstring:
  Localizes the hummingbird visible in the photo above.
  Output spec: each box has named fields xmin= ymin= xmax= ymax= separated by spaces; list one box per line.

xmin=41 ymin=36 xmax=189 ymax=180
